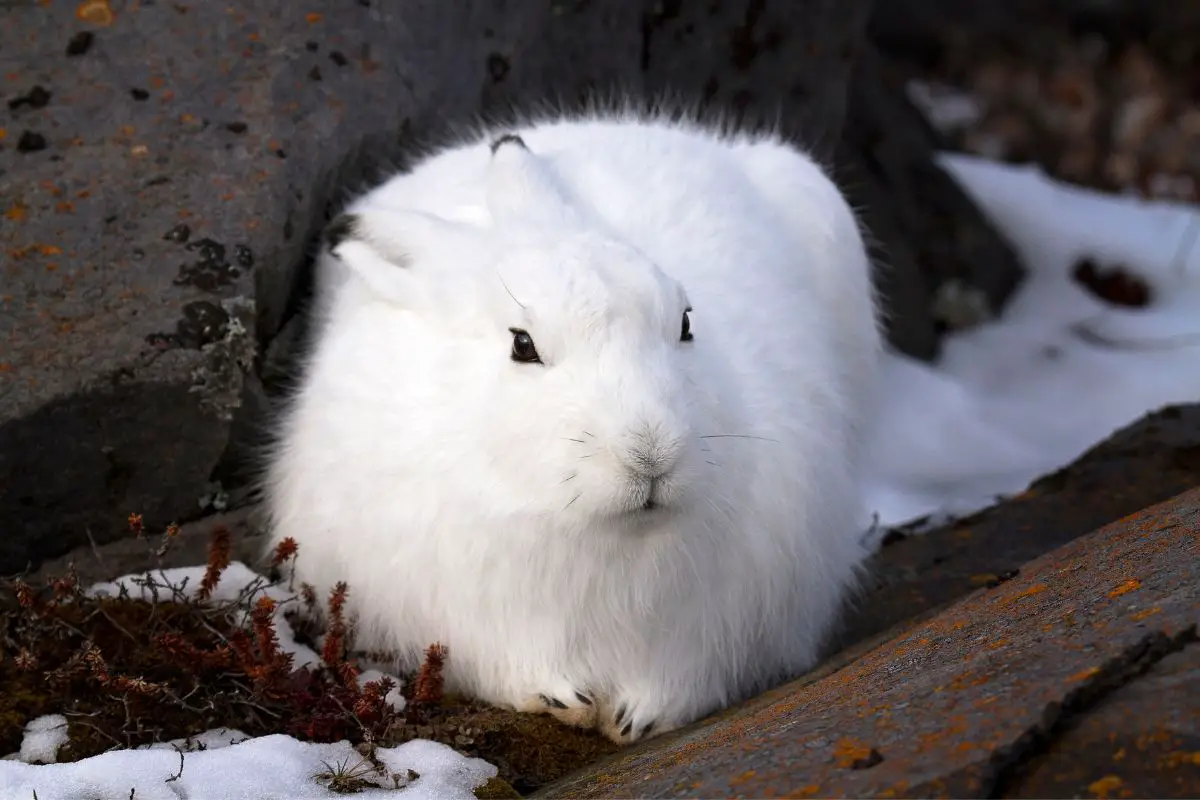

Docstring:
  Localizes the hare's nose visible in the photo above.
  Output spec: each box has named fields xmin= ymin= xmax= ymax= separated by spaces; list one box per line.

xmin=621 ymin=435 xmax=682 ymax=481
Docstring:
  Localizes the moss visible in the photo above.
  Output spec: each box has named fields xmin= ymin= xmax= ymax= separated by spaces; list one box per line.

xmin=474 ymin=776 xmax=523 ymax=799
xmin=382 ymin=697 xmax=621 ymax=795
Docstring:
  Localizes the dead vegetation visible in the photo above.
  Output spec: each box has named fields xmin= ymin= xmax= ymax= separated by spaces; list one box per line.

xmin=0 ymin=516 xmax=619 ymax=796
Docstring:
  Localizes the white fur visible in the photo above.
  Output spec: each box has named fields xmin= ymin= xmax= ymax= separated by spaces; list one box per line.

xmin=264 ymin=110 xmax=883 ymax=743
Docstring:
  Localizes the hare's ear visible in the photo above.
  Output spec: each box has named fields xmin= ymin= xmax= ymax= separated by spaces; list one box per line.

xmin=323 ymin=209 xmax=462 ymax=305
xmin=486 ymin=133 xmax=581 ymax=228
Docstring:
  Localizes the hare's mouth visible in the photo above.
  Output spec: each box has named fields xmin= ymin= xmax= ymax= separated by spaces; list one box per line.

xmin=617 ymin=477 xmax=676 ymax=518
xmin=640 ymin=477 xmax=662 ymax=511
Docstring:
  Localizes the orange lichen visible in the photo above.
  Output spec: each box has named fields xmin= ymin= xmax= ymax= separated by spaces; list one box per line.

xmin=1159 ymin=749 xmax=1200 ymax=769
xmin=1107 ymin=578 xmax=1142 ymax=598
xmin=75 ymin=0 xmax=114 ymax=25
xmin=728 ymin=769 xmax=758 ymax=787
xmin=1068 ymin=666 xmax=1101 ymax=682
xmin=1004 ymin=583 xmax=1049 ymax=603
xmin=1087 ymin=774 xmax=1125 ymax=798
xmin=831 ymin=736 xmax=877 ymax=769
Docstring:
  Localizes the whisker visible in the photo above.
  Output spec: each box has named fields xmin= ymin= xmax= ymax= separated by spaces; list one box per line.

xmin=705 ymin=460 xmax=721 ymax=467
xmin=497 ymin=270 xmax=525 ymax=309
xmin=560 ymin=473 xmax=577 ymax=484
xmin=563 ymin=437 xmax=587 ymax=444
xmin=579 ymin=454 xmax=594 ymax=460
xmin=563 ymin=493 xmax=582 ymax=511
xmin=699 ymin=434 xmax=780 ymax=443
xmin=582 ymin=431 xmax=595 ymax=438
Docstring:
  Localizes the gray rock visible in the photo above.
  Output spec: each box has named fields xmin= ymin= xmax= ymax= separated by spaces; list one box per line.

xmin=0 ymin=0 xmax=871 ymax=575
xmin=23 ymin=506 xmax=268 ymax=592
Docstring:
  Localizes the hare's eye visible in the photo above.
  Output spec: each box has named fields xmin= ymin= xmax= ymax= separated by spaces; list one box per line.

xmin=680 ymin=309 xmax=693 ymax=342
xmin=509 ymin=328 xmax=542 ymax=364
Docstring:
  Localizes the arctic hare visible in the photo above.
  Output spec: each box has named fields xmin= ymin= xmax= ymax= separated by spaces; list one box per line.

xmin=265 ymin=110 xmax=882 ymax=744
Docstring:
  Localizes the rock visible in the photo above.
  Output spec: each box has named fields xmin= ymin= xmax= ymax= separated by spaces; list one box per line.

xmin=23 ymin=506 xmax=267 ymax=592
xmin=1006 ymin=644 xmax=1200 ymax=798
xmin=0 ymin=0 xmax=871 ymax=576
xmin=828 ymin=402 xmax=1200 ymax=655
xmin=837 ymin=43 xmax=1025 ymax=360
xmin=538 ymin=485 xmax=1200 ymax=798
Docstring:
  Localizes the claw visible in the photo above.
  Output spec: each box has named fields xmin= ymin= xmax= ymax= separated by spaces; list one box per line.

xmin=540 ymin=694 xmax=568 ymax=710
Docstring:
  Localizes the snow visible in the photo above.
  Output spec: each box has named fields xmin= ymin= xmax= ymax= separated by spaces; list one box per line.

xmin=139 ymin=728 xmax=252 ymax=753
xmin=3 ymin=149 xmax=1199 ymax=797
xmin=861 ymin=152 xmax=1200 ymax=534
xmin=0 ymin=735 xmax=496 ymax=800
xmin=16 ymin=715 xmax=68 ymax=765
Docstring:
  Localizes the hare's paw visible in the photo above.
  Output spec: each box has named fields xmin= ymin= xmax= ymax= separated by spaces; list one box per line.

xmin=516 ymin=678 xmax=598 ymax=729
xmin=538 ymin=688 xmax=598 ymax=729
xmin=597 ymin=692 xmax=676 ymax=745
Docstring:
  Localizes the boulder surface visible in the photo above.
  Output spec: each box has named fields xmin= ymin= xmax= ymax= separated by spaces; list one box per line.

xmin=0 ymin=0 xmax=871 ymax=575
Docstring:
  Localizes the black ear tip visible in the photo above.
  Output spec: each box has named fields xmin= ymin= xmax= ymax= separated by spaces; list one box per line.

xmin=324 ymin=213 xmax=359 ymax=250
xmin=489 ymin=133 xmax=527 ymax=154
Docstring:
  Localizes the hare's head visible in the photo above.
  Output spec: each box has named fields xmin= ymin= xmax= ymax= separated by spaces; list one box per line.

xmin=321 ymin=134 xmax=720 ymax=531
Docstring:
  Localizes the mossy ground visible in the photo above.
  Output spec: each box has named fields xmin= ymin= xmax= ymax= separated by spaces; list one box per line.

xmin=379 ymin=695 xmax=620 ymax=796
xmin=0 ymin=523 xmax=619 ymax=796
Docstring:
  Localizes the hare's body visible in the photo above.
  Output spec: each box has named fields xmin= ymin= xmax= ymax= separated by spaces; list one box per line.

xmin=266 ymin=112 xmax=882 ymax=743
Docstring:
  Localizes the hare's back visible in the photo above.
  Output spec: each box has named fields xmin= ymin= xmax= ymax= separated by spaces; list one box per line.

xmin=524 ymin=118 xmax=865 ymax=367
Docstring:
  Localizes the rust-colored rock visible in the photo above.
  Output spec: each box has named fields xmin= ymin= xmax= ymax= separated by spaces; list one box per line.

xmin=539 ymin=487 xmax=1200 ymax=798
xmin=1006 ymin=644 xmax=1200 ymax=798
